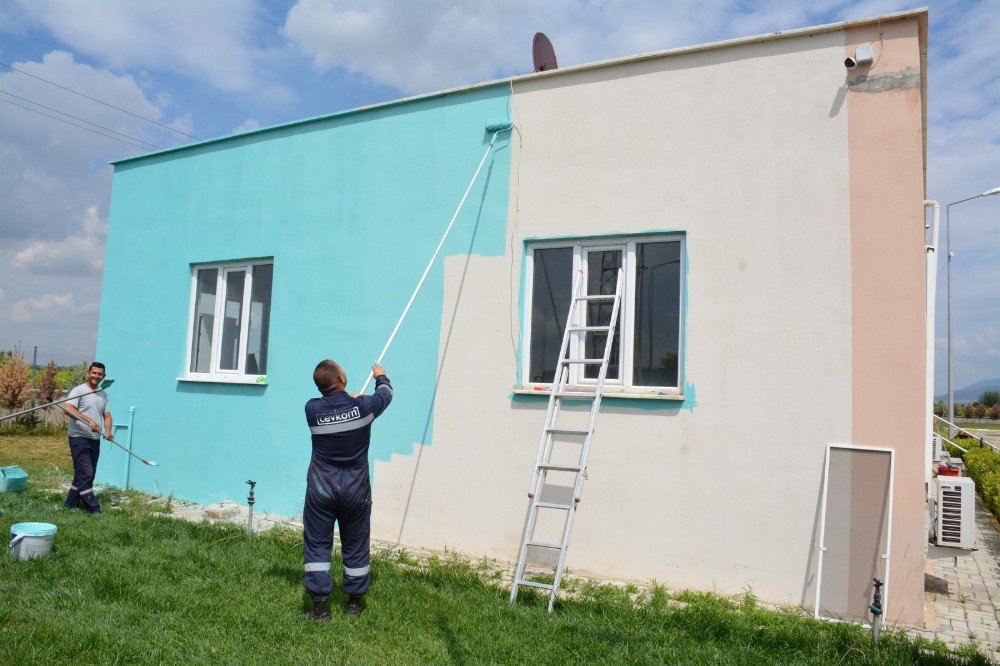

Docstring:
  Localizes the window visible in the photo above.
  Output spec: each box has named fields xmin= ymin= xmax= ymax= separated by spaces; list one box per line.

xmin=523 ymin=236 xmax=683 ymax=392
xmin=185 ymin=260 xmax=273 ymax=381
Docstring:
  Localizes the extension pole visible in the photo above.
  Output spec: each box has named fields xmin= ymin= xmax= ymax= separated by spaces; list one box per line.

xmin=0 ymin=378 xmax=115 ymax=422
xmin=359 ymin=128 xmax=509 ymax=394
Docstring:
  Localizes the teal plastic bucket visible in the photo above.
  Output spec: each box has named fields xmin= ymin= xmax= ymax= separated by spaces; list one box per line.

xmin=0 ymin=466 xmax=28 ymax=493
xmin=9 ymin=522 xmax=57 ymax=560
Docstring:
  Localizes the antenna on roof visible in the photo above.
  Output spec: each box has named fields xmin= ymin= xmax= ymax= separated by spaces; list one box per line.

xmin=532 ymin=32 xmax=558 ymax=72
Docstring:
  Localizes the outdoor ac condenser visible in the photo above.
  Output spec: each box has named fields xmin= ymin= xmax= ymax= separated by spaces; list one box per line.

xmin=935 ymin=476 xmax=976 ymax=550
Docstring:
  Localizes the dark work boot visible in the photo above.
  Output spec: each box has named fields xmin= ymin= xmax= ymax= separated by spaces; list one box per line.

xmin=308 ymin=598 xmax=330 ymax=622
xmin=345 ymin=595 xmax=364 ymax=617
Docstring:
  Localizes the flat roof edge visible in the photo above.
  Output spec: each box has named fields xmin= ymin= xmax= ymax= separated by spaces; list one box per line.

xmin=112 ymin=7 xmax=928 ymax=167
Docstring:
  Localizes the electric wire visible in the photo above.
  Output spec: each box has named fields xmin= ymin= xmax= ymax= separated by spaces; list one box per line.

xmin=0 ymin=89 xmax=164 ymax=149
xmin=0 ymin=60 xmax=201 ymax=140
xmin=0 ymin=98 xmax=153 ymax=152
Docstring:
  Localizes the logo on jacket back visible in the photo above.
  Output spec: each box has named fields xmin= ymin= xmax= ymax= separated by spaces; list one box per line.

xmin=316 ymin=407 xmax=361 ymax=425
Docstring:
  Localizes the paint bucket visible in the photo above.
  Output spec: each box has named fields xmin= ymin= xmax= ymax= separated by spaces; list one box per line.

xmin=0 ymin=465 xmax=28 ymax=493
xmin=9 ymin=522 xmax=57 ymax=560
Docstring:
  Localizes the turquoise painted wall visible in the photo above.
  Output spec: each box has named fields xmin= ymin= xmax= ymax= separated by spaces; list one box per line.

xmin=96 ymin=87 xmax=511 ymax=517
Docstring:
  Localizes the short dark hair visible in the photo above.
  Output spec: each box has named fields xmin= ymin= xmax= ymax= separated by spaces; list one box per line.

xmin=89 ymin=362 xmax=106 ymax=372
xmin=313 ymin=360 xmax=344 ymax=394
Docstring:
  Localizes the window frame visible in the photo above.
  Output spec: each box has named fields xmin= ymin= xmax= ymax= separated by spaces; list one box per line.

xmin=182 ymin=258 xmax=273 ymax=384
xmin=521 ymin=235 xmax=685 ymax=395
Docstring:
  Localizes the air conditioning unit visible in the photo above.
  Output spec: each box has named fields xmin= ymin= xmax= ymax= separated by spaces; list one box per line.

xmin=935 ymin=476 xmax=976 ymax=550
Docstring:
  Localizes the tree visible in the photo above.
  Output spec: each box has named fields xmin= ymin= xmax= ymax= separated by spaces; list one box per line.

xmin=0 ymin=353 xmax=32 ymax=410
xmin=38 ymin=361 xmax=61 ymax=402
xmin=980 ymin=390 xmax=1000 ymax=409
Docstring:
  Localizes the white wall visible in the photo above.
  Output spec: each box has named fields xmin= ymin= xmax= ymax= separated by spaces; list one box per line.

xmin=374 ymin=30 xmax=857 ymax=608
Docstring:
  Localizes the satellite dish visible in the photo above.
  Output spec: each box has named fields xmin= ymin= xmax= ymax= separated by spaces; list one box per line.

xmin=532 ymin=32 xmax=558 ymax=72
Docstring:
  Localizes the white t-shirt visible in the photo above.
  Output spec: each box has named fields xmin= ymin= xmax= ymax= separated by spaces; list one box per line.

xmin=66 ymin=383 xmax=110 ymax=440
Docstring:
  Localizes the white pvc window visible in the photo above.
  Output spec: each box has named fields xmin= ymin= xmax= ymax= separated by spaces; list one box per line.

xmin=523 ymin=236 xmax=684 ymax=392
xmin=185 ymin=260 xmax=272 ymax=382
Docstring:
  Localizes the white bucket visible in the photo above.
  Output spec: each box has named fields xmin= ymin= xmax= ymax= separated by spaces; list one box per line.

xmin=9 ymin=522 xmax=57 ymax=560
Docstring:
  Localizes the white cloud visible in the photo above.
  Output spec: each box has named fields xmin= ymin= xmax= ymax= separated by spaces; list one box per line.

xmin=232 ymin=118 xmax=261 ymax=133
xmin=0 ymin=51 xmax=169 ymax=241
xmin=11 ymin=0 xmax=269 ymax=93
xmin=13 ymin=205 xmax=107 ymax=276
xmin=8 ymin=292 xmax=85 ymax=325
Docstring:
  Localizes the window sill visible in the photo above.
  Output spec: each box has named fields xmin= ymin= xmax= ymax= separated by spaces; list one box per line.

xmin=177 ymin=375 xmax=268 ymax=386
xmin=513 ymin=385 xmax=683 ymax=401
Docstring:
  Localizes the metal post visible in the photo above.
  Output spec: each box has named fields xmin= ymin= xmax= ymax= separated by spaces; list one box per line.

xmin=246 ymin=480 xmax=256 ymax=536
xmin=32 ymin=346 xmax=37 ymax=368
xmin=946 ymin=187 xmax=1000 ymax=439
xmin=947 ymin=201 xmax=954 ymax=439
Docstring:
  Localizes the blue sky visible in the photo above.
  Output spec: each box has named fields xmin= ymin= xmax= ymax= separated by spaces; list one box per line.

xmin=0 ymin=0 xmax=997 ymax=394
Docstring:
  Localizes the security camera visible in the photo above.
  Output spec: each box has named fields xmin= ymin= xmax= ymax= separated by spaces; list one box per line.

xmin=845 ymin=43 xmax=874 ymax=70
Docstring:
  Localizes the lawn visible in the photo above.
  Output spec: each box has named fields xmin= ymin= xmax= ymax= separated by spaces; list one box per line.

xmin=0 ymin=434 xmax=990 ymax=664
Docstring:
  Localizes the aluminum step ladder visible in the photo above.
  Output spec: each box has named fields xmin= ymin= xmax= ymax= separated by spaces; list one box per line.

xmin=509 ymin=267 xmax=624 ymax=612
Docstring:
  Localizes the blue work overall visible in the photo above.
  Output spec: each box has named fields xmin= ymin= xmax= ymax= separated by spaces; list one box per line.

xmin=303 ymin=375 xmax=393 ymax=600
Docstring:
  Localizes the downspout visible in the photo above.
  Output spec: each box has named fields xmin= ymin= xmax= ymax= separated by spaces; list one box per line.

xmin=923 ymin=200 xmax=940 ymax=484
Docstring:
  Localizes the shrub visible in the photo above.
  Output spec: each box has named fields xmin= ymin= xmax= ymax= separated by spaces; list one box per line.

xmin=991 ymin=404 xmax=1000 ymax=421
xmin=37 ymin=361 xmax=61 ymax=402
xmin=0 ymin=353 xmax=32 ymax=410
xmin=954 ymin=404 xmax=965 ymax=418
xmin=55 ymin=362 xmax=88 ymax=391
xmin=933 ymin=401 xmax=945 ymax=417
xmin=962 ymin=444 xmax=1000 ymax=519
xmin=980 ymin=390 xmax=1000 ymax=409
xmin=974 ymin=403 xmax=988 ymax=419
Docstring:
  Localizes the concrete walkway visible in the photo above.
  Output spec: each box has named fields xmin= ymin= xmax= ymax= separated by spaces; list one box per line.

xmin=909 ymin=499 xmax=1000 ymax=662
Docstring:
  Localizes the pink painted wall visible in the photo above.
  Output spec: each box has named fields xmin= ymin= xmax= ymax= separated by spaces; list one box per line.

xmin=846 ymin=15 xmax=927 ymax=625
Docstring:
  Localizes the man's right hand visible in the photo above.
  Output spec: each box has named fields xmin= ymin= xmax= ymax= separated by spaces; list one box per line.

xmin=372 ymin=363 xmax=386 ymax=378
xmin=88 ymin=420 xmax=100 ymax=432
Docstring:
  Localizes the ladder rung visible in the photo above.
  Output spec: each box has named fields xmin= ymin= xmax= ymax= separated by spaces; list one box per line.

xmin=516 ymin=579 xmax=556 ymax=591
xmin=555 ymin=391 xmax=597 ymax=399
xmin=575 ymin=294 xmax=615 ymax=302
xmin=568 ymin=325 xmax=612 ymax=332
xmin=546 ymin=427 xmax=589 ymax=436
xmin=561 ymin=358 xmax=604 ymax=364
xmin=535 ymin=501 xmax=574 ymax=510
xmin=538 ymin=463 xmax=582 ymax=472
xmin=526 ymin=540 xmax=564 ymax=550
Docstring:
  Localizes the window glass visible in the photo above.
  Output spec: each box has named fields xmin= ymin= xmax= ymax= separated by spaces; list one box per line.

xmin=529 ymin=247 xmax=573 ymax=383
xmin=219 ymin=270 xmax=245 ymax=371
xmin=245 ymin=264 xmax=272 ymax=374
xmin=190 ymin=268 xmax=217 ymax=373
xmin=584 ymin=249 xmax=622 ymax=380
xmin=633 ymin=241 xmax=681 ymax=387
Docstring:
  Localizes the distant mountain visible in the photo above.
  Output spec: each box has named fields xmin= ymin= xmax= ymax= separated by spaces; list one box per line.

xmin=935 ymin=378 xmax=1000 ymax=404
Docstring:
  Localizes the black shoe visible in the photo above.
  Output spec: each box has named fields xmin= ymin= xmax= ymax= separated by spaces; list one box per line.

xmin=308 ymin=599 xmax=330 ymax=622
xmin=345 ymin=595 xmax=364 ymax=617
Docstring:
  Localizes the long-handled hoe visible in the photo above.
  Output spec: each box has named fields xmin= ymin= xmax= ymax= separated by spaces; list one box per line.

xmin=56 ymin=403 xmax=159 ymax=467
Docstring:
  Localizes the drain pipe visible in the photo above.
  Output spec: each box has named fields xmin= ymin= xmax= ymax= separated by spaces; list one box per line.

xmin=924 ymin=200 xmax=940 ymax=484
xmin=246 ymin=479 xmax=256 ymax=536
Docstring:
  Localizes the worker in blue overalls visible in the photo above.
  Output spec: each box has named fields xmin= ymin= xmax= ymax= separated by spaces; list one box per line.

xmin=303 ymin=360 xmax=393 ymax=620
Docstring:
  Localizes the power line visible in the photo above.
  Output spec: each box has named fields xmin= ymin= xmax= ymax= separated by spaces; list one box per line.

xmin=0 ymin=98 xmax=153 ymax=152
xmin=0 ymin=89 xmax=164 ymax=149
xmin=0 ymin=60 xmax=201 ymax=141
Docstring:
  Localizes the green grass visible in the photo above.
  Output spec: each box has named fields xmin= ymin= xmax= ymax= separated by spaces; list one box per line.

xmin=0 ymin=435 xmax=990 ymax=664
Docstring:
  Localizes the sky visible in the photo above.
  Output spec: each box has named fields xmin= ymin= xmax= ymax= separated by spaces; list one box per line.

xmin=0 ymin=0 xmax=997 ymax=394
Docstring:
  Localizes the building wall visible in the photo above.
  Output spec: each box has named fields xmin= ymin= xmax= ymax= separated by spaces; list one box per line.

xmin=97 ymin=15 xmax=928 ymax=625
xmin=96 ymin=87 xmax=513 ymax=516
xmin=372 ymin=18 xmax=927 ymax=624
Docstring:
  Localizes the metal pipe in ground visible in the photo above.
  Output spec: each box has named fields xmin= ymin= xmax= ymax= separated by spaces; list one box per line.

xmin=246 ymin=480 xmax=256 ymax=536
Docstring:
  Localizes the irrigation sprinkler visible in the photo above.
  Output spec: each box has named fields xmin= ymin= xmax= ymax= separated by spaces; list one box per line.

xmin=246 ymin=480 xmax=256 ymax=536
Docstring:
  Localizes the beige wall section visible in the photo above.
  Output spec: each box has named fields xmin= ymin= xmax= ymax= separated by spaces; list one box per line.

xmin=846 ymin=17 xmax=927 ymax=626
xmin=370 ymin=26 xmax=924 ymax=616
